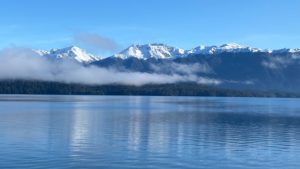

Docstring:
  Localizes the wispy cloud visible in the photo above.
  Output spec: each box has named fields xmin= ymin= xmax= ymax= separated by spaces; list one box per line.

xmin=74 ymin=32 xmax=119 ymax=52
xmin=0 ymin=47 xmax=221 ymax=86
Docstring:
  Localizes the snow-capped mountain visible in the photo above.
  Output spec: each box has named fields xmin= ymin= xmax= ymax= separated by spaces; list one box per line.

xmin=36 ymin=46 xmax=100 ymax=63
xmin=113 ymin=44 xmax=186 ymax=60
xmin=112 ymin=43 xmax=271 ymax=60
xmin=272 ymin=48 xmax=300 ymax=54
xmin=34 ymin=43 xmax=300 ymax=63
xmin=188 ymin=43 xmax=266 ymax=55
xmin=112 ymin=43 xmax=300 ymax=60
xmin=92 ymin=43 xmax=300 ymax=93
xmin=5 ymin=43 xmax=300 ymax=93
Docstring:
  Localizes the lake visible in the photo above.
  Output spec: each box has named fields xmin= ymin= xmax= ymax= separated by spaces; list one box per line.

xmin=0 ymin=95 xmax=299 ymax=169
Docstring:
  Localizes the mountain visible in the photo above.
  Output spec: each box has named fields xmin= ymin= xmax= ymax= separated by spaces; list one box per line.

xmin=92 ymin=43 xmax=300 ymax=93
xmin=36 ymin=46 xmax=100 ymax=63
xmin=113 ymin=44 xmax=186 ymax=59
xmin=188 ymin=43 xmax=267 ymax=55
xmin=111 ymin=43 xmax=300 ymax=60
xmin=34 ymin=43 xmax=300 ymax=63
xmin=273 ymin=48 xmax=300 ymax=54
xmin=28 ymin=43 xmax=300 ymax=93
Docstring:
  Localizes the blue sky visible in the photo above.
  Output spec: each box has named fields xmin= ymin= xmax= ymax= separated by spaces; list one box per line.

xmin=0 ymin=0 xmax=299 ymax=56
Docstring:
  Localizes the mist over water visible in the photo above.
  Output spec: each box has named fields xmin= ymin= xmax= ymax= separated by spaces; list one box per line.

xmin=0 ymin=47 xmax=220 ymax=86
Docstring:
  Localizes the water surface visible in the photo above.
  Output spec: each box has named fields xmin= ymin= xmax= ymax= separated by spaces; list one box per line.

xmin=0 ymin=95 xmax=300 ymax=169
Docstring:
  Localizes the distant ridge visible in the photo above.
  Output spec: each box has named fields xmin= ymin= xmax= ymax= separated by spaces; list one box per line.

xmin=34 ymin=43 xmax=300 ymax=63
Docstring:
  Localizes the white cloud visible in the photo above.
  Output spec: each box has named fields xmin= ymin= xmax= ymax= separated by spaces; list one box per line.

xmin=74 ymin=32 xmax=119 ymax=53
xmin=262 ymin=56 xmax=300 ymax=69
xmin=0 ymin=47 xmax=221 ymax=86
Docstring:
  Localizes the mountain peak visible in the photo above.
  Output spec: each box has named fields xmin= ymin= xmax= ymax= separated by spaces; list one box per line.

xmin=38 ymin=46 xmax=100 ymax=63
xmin=272 ymin=48 xmax=300 ymax=54
xmin=64 ymin=45 xmax=81 ymax=51
xmin=35 ymin=43 xmax=300 ymax=63
xmin=114 ymin=43 xmax=186 ymax=60
xmin=220 ymin=43 xmax=245 ymax=49
xmin=56 ymin=45 xmax=85 ymax=53
xmin=189 ymin=43 xmax=265 ymax=55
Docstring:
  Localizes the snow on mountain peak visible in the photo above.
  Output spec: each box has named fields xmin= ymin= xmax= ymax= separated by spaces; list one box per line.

xmin=289 ymin=48 xmax=300 ymax=53
xmin=35 ymin=50 xmax=49 ymax=56
xmin=114 ymin=44 xmax=186 ymax=60
xmin=272 ymin=48 xmax=300 ymax=54
xmin=113 ymin=43 xmax=269 ymax=59
xmin=37 ymin=46 xmax=100 ymax=63
xmin=34 ymin=43 xmax=300 ymax=62
xmin=188 ymin=43 xmax=265 ymax=55
xmin=220 ymin=43 xmax=244 ymax=49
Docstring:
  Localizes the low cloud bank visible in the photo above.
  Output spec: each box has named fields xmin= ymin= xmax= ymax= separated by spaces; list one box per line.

xmin=0 ymin=47 xmax=221 ymax=86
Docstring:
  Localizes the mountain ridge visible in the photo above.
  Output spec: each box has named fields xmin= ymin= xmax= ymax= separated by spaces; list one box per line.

xmin=2 ymin=43 xmax=300 ymax=93
xmin=35 ymin=43 xmax=300 ymax=63
xmin=35 ymin=45 xmax=101 ymax=63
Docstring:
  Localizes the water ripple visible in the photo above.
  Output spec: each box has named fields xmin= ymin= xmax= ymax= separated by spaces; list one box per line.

xmin=0 ymin=96 xmax=300 ymax=169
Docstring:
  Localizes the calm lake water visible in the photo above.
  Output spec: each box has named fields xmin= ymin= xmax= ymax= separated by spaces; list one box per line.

xmin=0 ymin=95 xmax=300 ymax=169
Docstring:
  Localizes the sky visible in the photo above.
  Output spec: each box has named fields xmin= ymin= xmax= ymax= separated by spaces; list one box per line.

xmin=0 ymin=0 xmax=300 ymax=56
